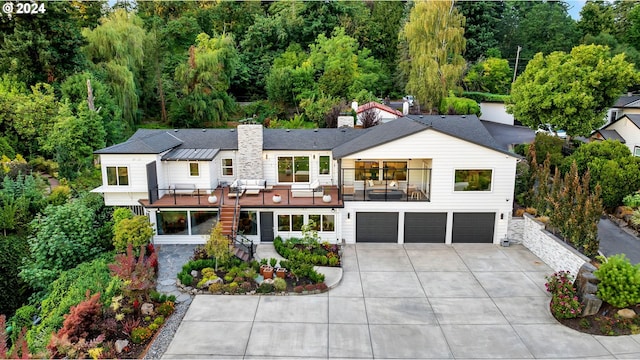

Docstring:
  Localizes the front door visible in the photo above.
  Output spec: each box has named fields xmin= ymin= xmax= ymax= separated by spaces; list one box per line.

xmin=260 ymin=212 xmax=274 ymax=242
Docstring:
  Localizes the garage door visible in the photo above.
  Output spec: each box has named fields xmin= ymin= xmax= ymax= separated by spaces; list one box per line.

xmin=356 ymin=212 xmax=398 ymax=242
xmin=452 ymin=212 xmax=495 ymax=243
xmin=404 ymin=213 xmax=447 ymax=243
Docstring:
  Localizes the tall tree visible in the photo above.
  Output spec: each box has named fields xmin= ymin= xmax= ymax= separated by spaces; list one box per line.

xmin=0 ymin=1 xmax=86 ymax=85
xmin=401 ymin=0 xmax=466 ymax=111
xmin=507 ymin=44 xmax=638 ymax=137
xmin=83 ymin=9 xmax=147 ymax=129
xmin=171 ymin=33 xmax=239 ymax=127
xmin=578 ymin=0 xmax=615 ymax=38
xmin=456 ymin=1 xmax=504 ymax=62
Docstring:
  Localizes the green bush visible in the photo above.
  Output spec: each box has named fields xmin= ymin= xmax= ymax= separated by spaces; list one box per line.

xmin=623 ymin=193 xmax=640 ymax=208
xmin=112 ymin=215 xmax=153 ymax=253
xmin=439 ymin=96 xmax=481 ymax=116
xmin=26 ymin=252 xmax=119 ymax=353
xmin=0 ymin=234 xmax=31 ymax=317
xmin=273 ymin=277 xmax=286 ymax=292
xmin=8 ymin=304 xmax=37 ymax=344
xmin=594 ymin=254 xmax=640 ymax=308
xmin=461 ymin=91 xmax=510 ymax=103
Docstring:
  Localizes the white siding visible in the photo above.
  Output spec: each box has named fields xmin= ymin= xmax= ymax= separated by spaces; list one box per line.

xmin=103 ymin=192 xmax=148 ymax=206
xmin=214 ymin=150 xmax=237 ymax=185
xmin=98 ymin=153 xmax=159 ymax=205
xmin=479 ymin=102 xmax=514 ymax=125
xmin=342 ymin=129 xmax=517 ymax=244
xmin=263 ymin=151 xmax=337 ymax=186
xmin=607 ymin=117 xmax=640 ymax=155
xmin=162 ymin=160 xmax=214 ymax=191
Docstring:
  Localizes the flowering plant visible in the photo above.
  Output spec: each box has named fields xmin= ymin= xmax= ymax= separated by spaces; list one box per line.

xmin=545 ymin=271 xmax=583 ymax=319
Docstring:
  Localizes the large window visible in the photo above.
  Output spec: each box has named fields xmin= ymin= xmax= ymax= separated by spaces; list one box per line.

xmin=383 ymin=161 xmax=407 ymax=180
xmin=454 ymin=169 xmax=492 ymax=191
xmin=106 ymin=166 xmax=129 ymax=186
xmin=319 ymin=156 xmax=331 ymax=175
xmin=309 ymin=214 xmax=335 ymax=231
xmin=278 ymin=156 xmax=310 ymax=183
xmin=238 ymin=211 xmax=257 ymax=235
xmin=190 ymin=211 xmax=217 ymax=235
xmin=157 ymin=211 xmax=188 ymax=235
xmin=222 ymin=159 xmax=233 ymax=176
xmin=277 ymin=214 xmax=304 ymax=231
xmin=355 ymin=161 xmax=379 ymax=181
xmin=189 ymin=162 xmax=199 ymax=176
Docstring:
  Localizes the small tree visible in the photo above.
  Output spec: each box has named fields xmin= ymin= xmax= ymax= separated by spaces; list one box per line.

xmin=113 ymin=215 xmax=154 ymax=253
xmin=359 ymin=108 xmax=380 ymax=128
xmin=204 ymin=222 xmax=230 ymax=271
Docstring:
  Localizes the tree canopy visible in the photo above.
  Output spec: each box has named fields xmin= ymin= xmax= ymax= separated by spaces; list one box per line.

xmin=507 ymin=44 xmax=638 ymax=137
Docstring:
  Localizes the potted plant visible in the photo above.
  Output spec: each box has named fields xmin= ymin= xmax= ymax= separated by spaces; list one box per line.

xmin=262 ymin=266 xmax=274 ymax=279
xmin=272 ymin=193 xmax=282 ymax=203
xmin=276 ymin=267 xmax=286 ymax=279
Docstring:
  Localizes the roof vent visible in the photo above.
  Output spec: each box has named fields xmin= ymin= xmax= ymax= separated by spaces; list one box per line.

xmin=314 ymin=129 xmax=318 ymax=132
xmin=341 ymin=128 xmax=346 ymax=132
xmin=440 ymin=115 xmax=445 ymax=118
xmin=230 ymin=129 xmax=235 ymax=132
xmin=286 ymin=129 xmax=290 ymax=132
xmin=174 ymin=129 xmax=178 ymax=132
xmin=419 ymin=115 xmax=423 ymax=118
xmin=202 ymin=129 xmax=206 ymax=132
xmin=461 ymin=115 xmax=466 ymax=118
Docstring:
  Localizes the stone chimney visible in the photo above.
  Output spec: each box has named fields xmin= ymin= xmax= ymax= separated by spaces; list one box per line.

xmin=236 ymin=124 xmax=263 ymax=179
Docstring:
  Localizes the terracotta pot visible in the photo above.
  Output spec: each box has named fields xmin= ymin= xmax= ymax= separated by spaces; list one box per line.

xmin=276 ymin=268 xmax=286 ymax=279
xmin=262 ymin=266 xmax=274 ymax=280
xmin=260 ymin=264 xmax=270 ymax=276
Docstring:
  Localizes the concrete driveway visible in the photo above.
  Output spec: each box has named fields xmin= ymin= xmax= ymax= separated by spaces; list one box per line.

xmin=162 ymin=243 xmax=640 ymax=359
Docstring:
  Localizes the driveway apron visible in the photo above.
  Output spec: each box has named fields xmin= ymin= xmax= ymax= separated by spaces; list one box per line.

xmin=162 ymin=243 xmax=640 ymax=359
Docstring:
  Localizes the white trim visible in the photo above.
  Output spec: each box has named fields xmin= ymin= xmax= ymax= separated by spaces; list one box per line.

xmin=189 ymin=162 xmax=200 ymax=177
xmin=221 ymin=158 xmax=234 ymax=176
xmin=634 ymin=146 xmax=640 ymax=157
xmin=105 ymin=165 xmax=130 ymax=187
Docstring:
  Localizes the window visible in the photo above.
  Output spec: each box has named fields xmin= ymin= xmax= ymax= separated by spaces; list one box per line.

xmin=278 ymin=156 xmax=310 ymax=182
xmin=157 ymin=211 xmax=188 ymax=235
xmin=319 ymin=156 xmax=331 ymax=175
xmin=190 ymin=211 xmax=217 ymax=235
xmin=635 ymin=146 xmax=640 ymax=157
xmin=222 ymin=159 xmax=233 ymax=176
xmin=238 ymin=211 xmax=257 ymax=235
xmin=355 ymin=161 xmax=379 ymax=181
xmin=106 ymin=166 xmax=129 ymax=186
xmin=278 ymin=214 xmax=290 ymax=231
xmin=454 ymin=169 xmax=492 ymax=191
xmin=189 ymin=162 xmax=199 ymax=176
xmin=309 ymin=214 xmax=335 ymax=232
xmin=610 ymin=110 xmax=618 ymax=123
xmin=383 ymin=161 xmax=407 ymax=180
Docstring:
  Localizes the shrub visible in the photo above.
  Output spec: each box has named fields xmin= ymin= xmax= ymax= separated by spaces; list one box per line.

xmin=439 ymin=95 xmax=481 ymax=116
xmin=623 ymin=193 xmax=640 ymax=208
xmin=545 ymin=271 xmax=583 ymax=319
xmin=153 ymin=315 xmax=165 ymax=325
xmin=204 ymin=222 xmax=230 ymax=271
xmin=112 ymin=215 xmax=153 ymax=253
xmin=293 ymin=285 xmax=304 ymax=293
xmin=109 ymin=244 xmax=156 ymax=301
xmin=20 ymin=201 xmax=105 ymax=290
xmin=256 ymin=282 xmax=273 ymax=294
xmin=0 ymin=234 xmax=31 ymax=317
xmin=304 ymin=284 xmax=316 ymax=291
xmin=26 ymin=253 xmax=119 ymax=353
xmin=130 ymin=326 xmax=152 ymax=344
xmin=208 ymin=283 xmax=223 ymax=293
xmin=156 ymin=301 xmax=175 ymax=317
xmin=594 ymin=254 xmax=640 ymax=308
xmin=273 ymin=277 xmax=286 ymax=292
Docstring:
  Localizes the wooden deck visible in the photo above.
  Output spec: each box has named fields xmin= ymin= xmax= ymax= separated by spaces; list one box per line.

xmin=140 ymin=185 xmax=343 ymax=208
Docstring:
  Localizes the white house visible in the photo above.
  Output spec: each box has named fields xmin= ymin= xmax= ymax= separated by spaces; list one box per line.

xmin=92 ymin=115 xmax=519 ymax=248
xmin=356 ymin=102 xmax=403 ymax=124
xmin=591 ymin=114 xmax=640 ymax=156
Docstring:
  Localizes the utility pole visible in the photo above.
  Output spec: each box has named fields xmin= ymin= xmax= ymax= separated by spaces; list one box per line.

xmin=512 ymin=46 xmax=522 ymax=83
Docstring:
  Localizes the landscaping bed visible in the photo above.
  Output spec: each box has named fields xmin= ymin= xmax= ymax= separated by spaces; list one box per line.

xmin=556 ymin=302 xmax=640 ymax=336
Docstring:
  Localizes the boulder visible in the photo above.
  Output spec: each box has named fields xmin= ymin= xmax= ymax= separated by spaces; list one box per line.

xmin=580 ymin=293 xmax=602 ymax=317
xmin=141 ymin=302 xmax=155 ymax=316
xmin=115 ymin=339 xmax=129 ymax=353
xmin=617 ymin=308 xmax=637 ymax=319
xmin=190 ymin=270 xmax=199 ymax=278
xmin=201 ymin=277 xmax=222 ymax=288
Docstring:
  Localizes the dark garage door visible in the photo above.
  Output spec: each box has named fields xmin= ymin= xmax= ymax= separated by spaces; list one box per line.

xmin=356 ymin=212 xmax=398 ymax=243
xmin=404 ymin=213 xmax=447 ymax=243
xmin=452 ymin=212 xmax=495 ymax=243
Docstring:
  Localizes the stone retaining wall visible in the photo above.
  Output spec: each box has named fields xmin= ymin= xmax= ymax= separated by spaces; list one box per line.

xmin=522 ymin=213 xmax=590 ymax=277
xmin=507 ymin=217 xmax=524 ymax=244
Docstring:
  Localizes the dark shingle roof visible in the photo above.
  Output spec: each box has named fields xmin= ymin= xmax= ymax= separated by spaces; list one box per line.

xmin=162 ymin=148 xmax=220 ymax=161
xmin=96 ymin=115 xmax=515 ymax=159
xmin=332 ymin=115 xmax=514 ymax=158
xmin=626 ymin=114 xmax=640 ymax=129
xmin=94 ymin=131 xmax=183 ymax=154
xmin=614 ymin=95 xmax=640 ymax=108
xmin=596 ymin=130 xmax=626 ymax=143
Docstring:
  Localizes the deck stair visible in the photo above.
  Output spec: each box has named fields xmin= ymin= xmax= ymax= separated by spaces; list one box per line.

xmin=218 ymin=203 xmax=253 ymax=261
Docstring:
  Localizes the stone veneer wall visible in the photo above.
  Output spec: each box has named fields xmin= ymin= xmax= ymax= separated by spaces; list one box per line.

xmin=236 ymin=124 xmax=263 ymax=179
xmin=522 ymin=213 xmax=590 ymax=277
xmin=507 ymin=217 xmax=524 ymax=244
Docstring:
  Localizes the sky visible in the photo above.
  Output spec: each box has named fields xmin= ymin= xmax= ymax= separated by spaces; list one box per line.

xmin=567 ymin=0 xmax=586 ymax=20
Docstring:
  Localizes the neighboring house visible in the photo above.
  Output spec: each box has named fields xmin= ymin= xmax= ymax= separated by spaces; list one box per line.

xmin=479 ymin=101 xmax=514 ymax=126
xmin=356 ymin=101 xmax=403 ymax=124
xmin=590 ymin=114 xmax=640 ymax=156
xmin=604 ymin=94 xmax=640 ymax=127
xmin=92 ymin=115 xmax=519 ymax=247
